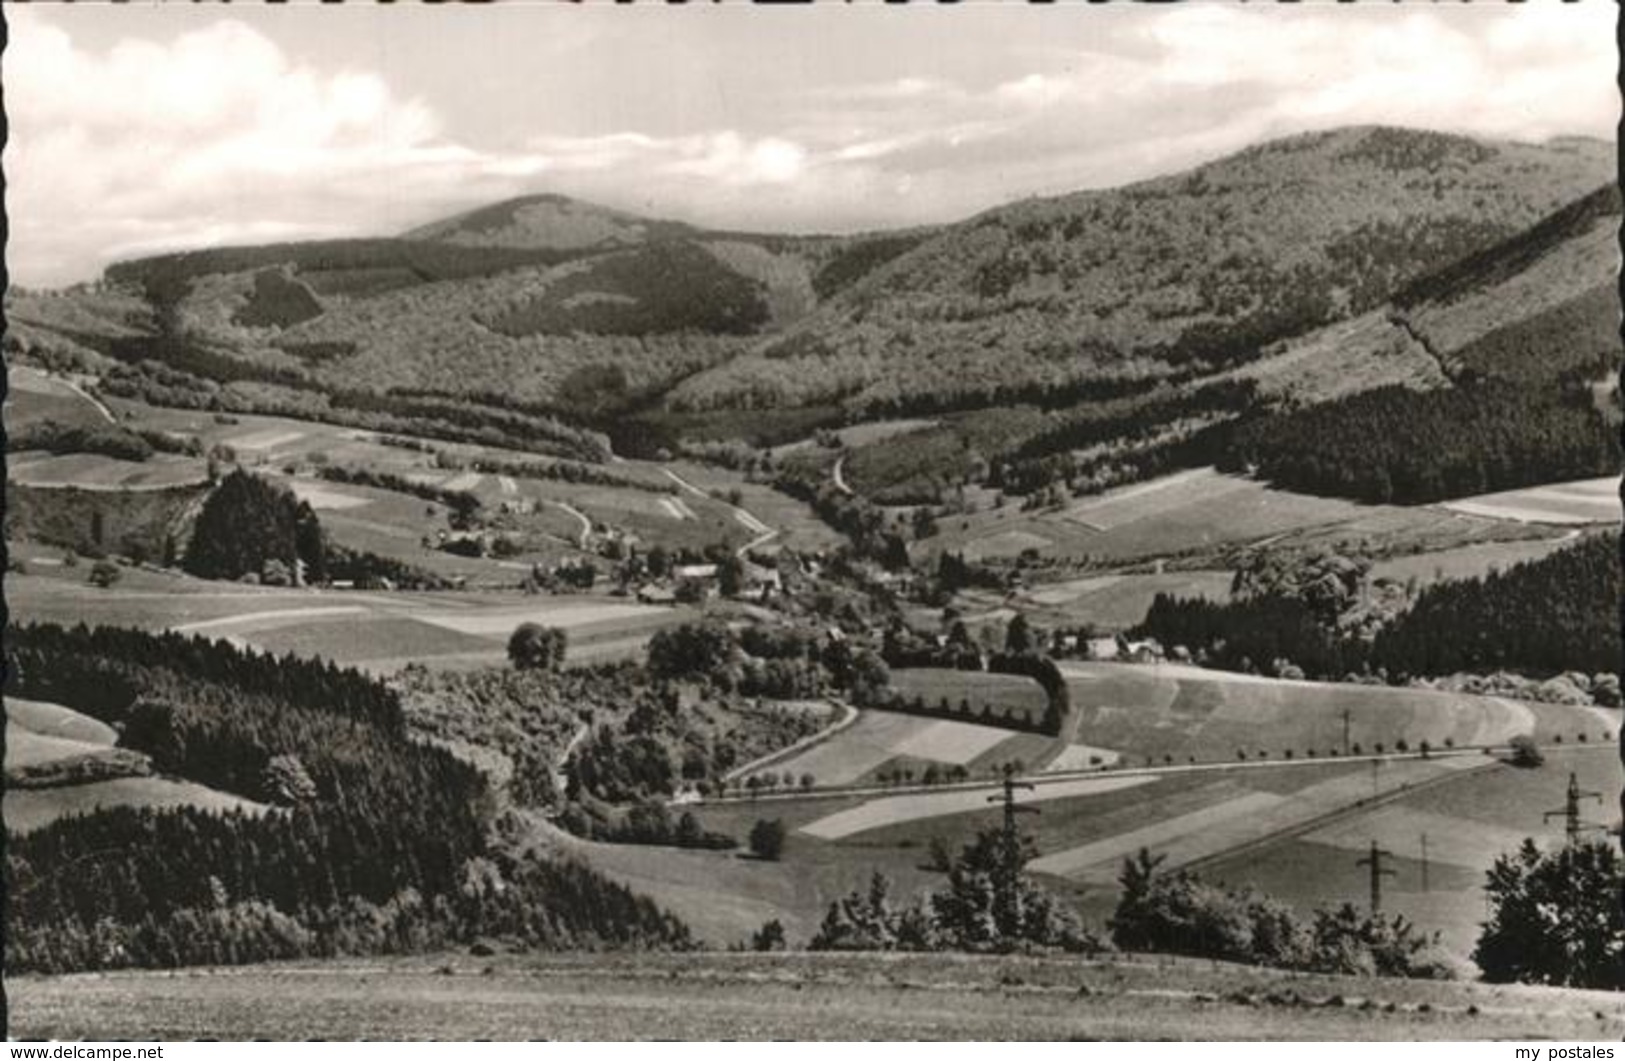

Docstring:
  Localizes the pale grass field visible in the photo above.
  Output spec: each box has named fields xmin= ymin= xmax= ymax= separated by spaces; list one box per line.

xmin=1441 ymin=476 xmax=1618 ymax=525
xmin=799 ymin=774 xmax=1151 ymax=840
xmin=4 ymin=777 xmax=272 ymax=834
xmin=12 ymin=951 xmax=1618 ymax=1040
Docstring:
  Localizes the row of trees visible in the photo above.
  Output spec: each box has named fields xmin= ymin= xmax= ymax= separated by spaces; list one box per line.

xmin=95 ymin=360 xmax=607 ymax=463
xmin=807 ymin=829 xmax=1100 ymax=955
xmin=8 ymin=420 xmax=202 ymax=463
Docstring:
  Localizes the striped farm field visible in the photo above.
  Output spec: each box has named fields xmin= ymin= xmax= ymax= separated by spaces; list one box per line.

xmin=6 ymin=561 xmax=696 ymax=673
xmin=1028 ymin=755 xmax=1488 ymax=886
xmin=233 ymin=616 xmax=498 ymax=664
xmin=921 ymin=467 xmax=1561 ymax=567
xmin=750 ymin=710 xmax=1028 ymax=787
xmin=1198 ymin=746 xmax=1624 ymax=962
xmin=798 ymin=774 xmax=1152 ymax=840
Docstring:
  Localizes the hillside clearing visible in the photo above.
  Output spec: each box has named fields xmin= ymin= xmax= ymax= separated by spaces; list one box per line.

xmin=1440 ymin=476 xmax=1618 ymax=524
xmin=924 ymin=469 xmax=1553 ymax=567
xmin=6 ymin=697 xmax=119 ymax=745
xmin=4 ymin=777 xmax=271 ymax=835
xmin=5 ymin=367 xmax=115 ymax=430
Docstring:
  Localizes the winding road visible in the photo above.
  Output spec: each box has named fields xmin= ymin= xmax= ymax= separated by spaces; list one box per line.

xmin=661 ymin=468 xmax=779 ymax=557
xmin=831 ymin=454 xmax=854 ymax=496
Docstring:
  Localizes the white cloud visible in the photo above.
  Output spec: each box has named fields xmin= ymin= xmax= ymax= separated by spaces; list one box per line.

xmin=5 ymin=11 xmax=468 ymax=284
xmin=3 ymin=4 xmax=1616 ymax=287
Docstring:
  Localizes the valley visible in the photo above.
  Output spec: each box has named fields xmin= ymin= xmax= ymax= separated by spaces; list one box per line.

xmin=5 ymin=122 xmax=1621 ymax=1033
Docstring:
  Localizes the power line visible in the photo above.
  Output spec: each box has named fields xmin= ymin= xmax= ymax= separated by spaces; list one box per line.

xmin=1544 ymin=771 xmax=1604 ymax=846
xmin=987 ymin=763 xmax=1038 ymax=936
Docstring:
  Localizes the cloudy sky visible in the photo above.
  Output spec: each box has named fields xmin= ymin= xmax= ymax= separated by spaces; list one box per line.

xmin=5 ymin=2 xmax=1617 ymax=287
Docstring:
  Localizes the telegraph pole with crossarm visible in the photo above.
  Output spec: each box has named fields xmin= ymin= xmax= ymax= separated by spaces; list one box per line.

xmin=1357 ymin=840 xmax=1398 ymax=912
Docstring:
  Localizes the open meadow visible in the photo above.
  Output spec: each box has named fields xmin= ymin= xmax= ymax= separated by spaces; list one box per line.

xmin=11 ymin=950 xmax=1621 ymax=1041
xmin=1057 ymin=661 xmax=1607 ymax=765
xmin=596 ymin=658 xmax=1621 ymax=970
xmin=4 ymin=366 xmax=113 ymax=430
xmin=1014 ymin=569 xmax=1235 ymax=630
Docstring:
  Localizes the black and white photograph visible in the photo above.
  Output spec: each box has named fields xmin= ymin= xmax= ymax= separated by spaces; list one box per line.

xmin=2 ymin=0 xmax=1621 ymax=1042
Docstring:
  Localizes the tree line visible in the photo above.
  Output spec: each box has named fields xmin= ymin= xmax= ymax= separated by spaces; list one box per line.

xmin=1371 ymin=530 xmax=1620 ymax=677
xmin=1135 ymin=531 xmax=1620 ymax=681
xmin=1219 ymin=381 xmax=1619 ymax=506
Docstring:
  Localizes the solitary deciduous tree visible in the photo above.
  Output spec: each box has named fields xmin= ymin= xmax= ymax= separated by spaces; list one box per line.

xmin=749 ymin=818 xmax=786 ymax=861
xmin=507 ymin=623 xmax=566 ymax=671
xmin=1475 ymin=838 xmax=1625 ymax=989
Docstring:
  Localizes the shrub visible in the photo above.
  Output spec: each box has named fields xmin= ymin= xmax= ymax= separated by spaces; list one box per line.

xmin=1509 ymin=734 xmax=1544 ymax=768
xmin=88 ymin=560 xmax=123 ymax=589
xmin=508 ymin=623 xmax=566 ymax=672
xmin=749 ymin=818 xmax=787 ymax=861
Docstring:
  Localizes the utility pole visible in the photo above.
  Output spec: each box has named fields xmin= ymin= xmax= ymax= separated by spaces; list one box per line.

xmin=1544 ymin=771 xmax=1604 ymax=846
xmin=987 ymin=763 xmax=1038 ymax=938
xmin=1341 ymin=708 xmax=1352 ymax=757
xmin=1419 ymin=833 xmax=1429 ymax=893
xmin=1356 ymin=841 xmax=1397 ymax=912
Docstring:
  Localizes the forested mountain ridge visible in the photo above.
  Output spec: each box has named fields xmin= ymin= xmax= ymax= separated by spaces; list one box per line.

xmin=1213 ymin=182 xmax=1621 ymax=505
xmin=6 ymin=126 xmax=1612 ymax=459
xmin=669 ymin=127 xmax=1612 ymax=413
xmin=837 ymin=166 xmax=1619 ymax=506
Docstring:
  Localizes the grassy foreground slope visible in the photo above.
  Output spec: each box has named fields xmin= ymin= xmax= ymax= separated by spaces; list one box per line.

xmin=10 ymin=951 xmax=1622 ymax=1040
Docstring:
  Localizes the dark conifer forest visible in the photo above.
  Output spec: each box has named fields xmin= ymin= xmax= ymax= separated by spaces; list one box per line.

xmin=1135 ymin=532 xmax=1621 ymax=680
xmin=1218 ymin=382 xmax=1619 ymax=505
xmin=1370 ymin=531 xmax=1621 ymax=677
xmin=4 ymin=624 xmax=691 ymax=973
